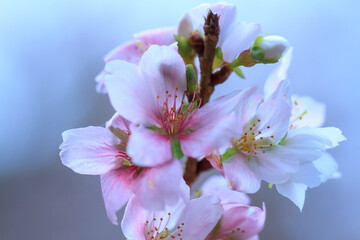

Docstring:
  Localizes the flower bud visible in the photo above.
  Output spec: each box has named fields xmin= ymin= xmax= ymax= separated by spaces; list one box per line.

xmin=252 ymin=36 xmax=289 ymax=60
xmin=186 ymin=64 xmax=198 ymax=92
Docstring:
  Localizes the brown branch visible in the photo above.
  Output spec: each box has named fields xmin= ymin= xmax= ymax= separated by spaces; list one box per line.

xmin=198 ymin=10 xmax=220 ymax=105
xmin=184 ymin=11 xmax=220 ymax=187
xmin=183 ymin=157 xmax=198 ymax=186
xmin=189 ymin=32 xmax=204 ymax=56
xmin=211 ymin=64 xmax=233 ymax=86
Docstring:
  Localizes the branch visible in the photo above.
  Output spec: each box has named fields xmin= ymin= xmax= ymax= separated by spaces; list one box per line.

xmin=184 ymin=11 xmax=220 ymax=186
xmin=198 ymin=10 xmax=220 ymax=105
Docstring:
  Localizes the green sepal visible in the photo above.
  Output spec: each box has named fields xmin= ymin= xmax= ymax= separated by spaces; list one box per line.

xmin=268 ymin=183 xmax=273 ymax=189
xmin=186 ymin=64 xmax=198 ymax=92
xmin=221 ymin=147 xmax=237 ymax=163
xmin=108 ymin=126 xmax=129 ymax=144
xmin=251 ymin=46 xmax=265 ymax=60
xmin=174 ymin=35 xmax=193 ymax=62
xmin=171 ymin=139 xmax=184 ymax=160
xmin=212 ymin=47 xmax=224 ymax=70
xmin=234 ymin=67 xmax=245 ymax=79
xmin=253 ymin=35 xmax=264 ymax=48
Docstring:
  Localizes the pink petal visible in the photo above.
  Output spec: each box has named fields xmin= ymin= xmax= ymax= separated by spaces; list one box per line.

xmin=133 ymin=27 xmax=176 ymax=49
xmin=180 ymin=115 xmax=237 ymax=158
xmin=127 ymin=124 xmax=172 ymax=167
xmin=133 ymin=160 xmax=188 ymax=210
xmin=104 ymin=60 xmax=159 ymax=125
xmin=221 ymin=22 xmax=261 ymax=62
xmin=121 ymin=197 xmax=149 ymax=240
xmin=249 ymin=146 xmax=298 ymax=184
xmin=223 ymin=154 xmax=261 ymax=194
xmin=106 ymin=112 xmax=131 ymax=132
xmin=217 ymin=203 xmax=266 ymax=239
xmin=100 ymin=168 xmax=137 ymax=225
xmin=59 ymin=127 xmax=121 ymax=175
xmin=138 ymin=45 xmax=187 ymax=105
xmin=201 ymin=175 xmax=250 ymax=207
xmin=206 ymin=153 xmax=224 ymax=174
xmin=194 ymin=86 xmax=260 ymax=130
xmin=178 ymin=196 xmax=222 ymax=240
xmin=122 ymin=196 xmax=187 ymax=240
xmin=254 ymin=98 xmax=292 ymax=142
xmin=234 ymin=87 xmax=263 ymax=130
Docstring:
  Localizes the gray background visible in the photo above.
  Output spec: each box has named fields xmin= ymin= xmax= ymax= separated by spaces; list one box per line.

xmin=0 ymin=0 xmax=359 ymax=239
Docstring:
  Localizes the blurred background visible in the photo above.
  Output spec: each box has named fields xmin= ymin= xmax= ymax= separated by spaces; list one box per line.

xmin=0 ymin=0 xmax=359 ymax=239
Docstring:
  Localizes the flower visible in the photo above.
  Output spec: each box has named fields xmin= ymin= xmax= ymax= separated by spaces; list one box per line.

xmin=59 ymin=113 xmax=187 ymax=225
xmin=207 ymin=50 xmax=345 ymax=209
xmin=96 ymin=27 xmax=176 ymax=93
xmin=201 ymin=175 xmax=266 ymax=240
xmin=104 ymin=45 xmax=253 ymax=166
xmin=121 ymin=192 xmax=222 ymax=240
xmin=178 ymin=2 xmax=261 ymax=63
xmin=263 ymin=49 xmax=345 ymax=209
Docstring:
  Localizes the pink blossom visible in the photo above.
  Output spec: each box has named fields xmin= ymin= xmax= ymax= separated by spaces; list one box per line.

xmin=121 ymin=193 xmax=222 ymax=240
xmin=104 ymin=45 xmax=252 ymax=166
xmin=202 ymin=175 xmax=266 ymax=240
xmin=207 ymin=79 xmax=345 ymax=204
xmin=178 ymin=2 xmax=261 ymax=62
xmin=59 ymin=113 xmax=186 ymax=225
xmin=96 ymin=27 xmax=176 ymax=93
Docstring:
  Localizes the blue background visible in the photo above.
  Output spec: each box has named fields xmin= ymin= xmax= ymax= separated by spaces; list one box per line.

xmin=1 ymin=0 xmax=359 ymax=239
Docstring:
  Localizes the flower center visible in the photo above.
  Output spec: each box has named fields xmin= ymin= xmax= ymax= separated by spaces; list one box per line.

xmin=235 ymin=119 xmax=275 ymax=156
xmin=156 ymin=88 xmax=199 ymax=137
xmin=144 ymin=212 xmax=185 ymax=240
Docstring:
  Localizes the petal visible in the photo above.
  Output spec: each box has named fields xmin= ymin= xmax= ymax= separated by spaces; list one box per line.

xmin=100 ymin=168 xmax=136 ymax=225
xmin=133 ymin=27 xmax=176 ymax=48
xmin=255 ymin=98 xmax=292 ymax=142
xmin=180 ymin=115 xmax=237 ymax=158
xmin=106 ymin=112 xmax=131 ymax=132
xmin=266 ymin=79 xmax=292 ymax=106
xmin=263 ymin=48 xmax=293 ymax=99
xmin=139 ymin=45 xmax=186 ymax=105
xmin=313 ymin=152 xmax=339 ymax=183
xmin=201 ymin=175 xmax=250 ymax=206
xmin=234 ymin=86 xmax=263 ymax=130
xmin=104 ymin=60 xmax=159 ymax=125
xmin=59 ymin=127 xmax=121 ymax=175
xmin=276 ymin=181 xmax=308 ymax=211
xmin=179 ymin=196 xmax=222 ymax=240
xmin=122 ymin=196 xmax=187 ymax=240
xmin=127 ymin=124 xmax=172 ymax=167
xmin=121 ymin=197 xmax=149 ymax=240
xmin=290 ymin=94 xmax=326 ymax=128
xmin=249 ymin=146 xmax=298 ymax=184
xmin=218 ymin=204 xmax=266 ymax=239
xmin=206 ymin=153 xmax=224 ymax=174
xmin=223 ymin=154 xmax=261 ymax=194
xmin=95 ymin=70 xmax=108 ymax=94
xmin=290 ymin=161 xmax=321 ymax=188
xmin=309 ymin=127 xmax=346 ymax=149
xmin=133 ymin=160 xmax=188 ymax=210
xmin=222 ymin=22 xmax=261 ymax=62
xmin=282 ymin=127 xmax=341 ymax=163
